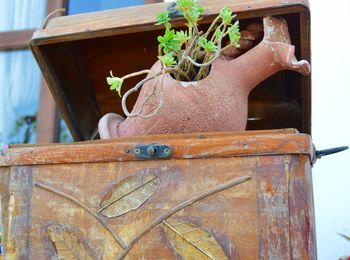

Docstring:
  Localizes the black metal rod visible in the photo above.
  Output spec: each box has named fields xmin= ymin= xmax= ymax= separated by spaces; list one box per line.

xmin=316 ymin=146 xmax=349 ymax=159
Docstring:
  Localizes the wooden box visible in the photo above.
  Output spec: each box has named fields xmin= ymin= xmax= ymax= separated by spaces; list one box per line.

xmin=0 ymin=129 xmax=316 ymax=259
xmin=30 ymin=0 xmax=311 ymax=141
xmin=1 ymin=0 xmax=316 ymax=259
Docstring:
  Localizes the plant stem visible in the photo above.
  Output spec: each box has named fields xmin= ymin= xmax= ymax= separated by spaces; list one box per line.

xmin=203 ymin=15 xmax=221 ymax=38
xmin=122 ymin=70 xmax=161 ymax=117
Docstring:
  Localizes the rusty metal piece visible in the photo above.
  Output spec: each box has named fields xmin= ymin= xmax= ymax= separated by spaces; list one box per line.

xmin=133 ymin=143 xmax=173 ymax=159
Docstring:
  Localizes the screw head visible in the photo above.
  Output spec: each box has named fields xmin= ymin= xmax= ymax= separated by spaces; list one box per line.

xmin=135 ymin=148 xmax=141 ymax=154
xmin=163 ymin=147 xmax=170 ymax=155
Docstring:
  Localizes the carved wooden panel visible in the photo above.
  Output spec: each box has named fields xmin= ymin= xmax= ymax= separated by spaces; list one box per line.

xmin=0 ymin=130 xmax=316 ymax=259
xmin=0 ymin=156 xmax=315 ymax=259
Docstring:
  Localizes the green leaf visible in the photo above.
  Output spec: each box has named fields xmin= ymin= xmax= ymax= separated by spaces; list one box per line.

xmin=228 ymin=20 xmax=241 ymax=47
xmin=220 ymin=6 xmax=233 ymax=25
xmin=187 ymin=2 xmax=204 ymax=24
xmin=158 ymin=28 xmax=181 ymax=53
xmin=175 ymin=30 xmax=189 ymax=45
xmin=176 ymin=0 xmax=196 ymax=12
xmin=198 ymin=36 xmax=218 ymax=53
xmin=106 ymin=73 xmax=123 ymax=97
xmin=158 ymin=53 xmax=177 ymax=66
xmin=214 ymin=28 xmax=223 ymax=40
xmin=156 ymin=11 xmax=170 ymax=26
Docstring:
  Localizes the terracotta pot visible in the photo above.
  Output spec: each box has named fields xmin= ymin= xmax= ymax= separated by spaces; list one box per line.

xmin=99 ymin=16 xmax=311 ymax=139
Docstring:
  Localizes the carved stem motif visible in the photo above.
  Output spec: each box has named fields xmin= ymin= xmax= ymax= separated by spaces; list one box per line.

xmin=117 ymin=175 xmax=251 ymax=259
xmin=34 ymin=182 xmax=127 ymax=249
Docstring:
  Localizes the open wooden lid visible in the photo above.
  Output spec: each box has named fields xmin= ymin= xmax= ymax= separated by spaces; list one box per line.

xmin=30 ymin=0 xmax=311 ymax=141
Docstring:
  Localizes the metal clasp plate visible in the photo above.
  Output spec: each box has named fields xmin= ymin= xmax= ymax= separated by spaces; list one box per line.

xmin=133 ymin=143 xmax=172 ymax=159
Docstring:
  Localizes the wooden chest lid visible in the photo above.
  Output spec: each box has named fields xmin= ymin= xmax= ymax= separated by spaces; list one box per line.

xmin=0 ymin=129 xmax=313 ymax=166
xmin=30 ymin=0 xmax=311 ymax=141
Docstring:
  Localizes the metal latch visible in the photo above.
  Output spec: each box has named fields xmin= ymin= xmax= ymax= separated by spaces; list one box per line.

xmin=133 ymin=143 xmax=172 ymax=159
xmin=312 ymin=145 xmax=348 ymax=164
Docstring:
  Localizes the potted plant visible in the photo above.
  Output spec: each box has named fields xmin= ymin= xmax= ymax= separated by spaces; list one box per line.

xmin=98 ymin=0 xmax=310 ymax=139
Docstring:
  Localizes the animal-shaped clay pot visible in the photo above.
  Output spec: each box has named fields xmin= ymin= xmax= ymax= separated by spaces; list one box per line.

xmin=99 ymin=16 xmax=310 ymax=139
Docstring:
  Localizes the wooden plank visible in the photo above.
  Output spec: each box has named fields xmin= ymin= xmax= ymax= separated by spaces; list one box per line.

xmin=145 ymin=0 xmax=163 ymax=3
xmin=288 ymin=155 xmax=316 ymax=259
xmin=34 ymin=41 xmax=100 ymax=141
xmin=0 ymin=29 xmax=35 ymax=51
xmin=31 ymin=0 xmax=309 ymax=45
xmin=35 ymin=0 xmax=67 ymax=143
xmin=299 ymin=10 xmax=311 ymax=134
xmin=257 ymin=155 xmax=291 ymax=259
xmin=0 ymin=167 xmax=10 ymax=257
xmin=1 ymin=167 xmax=33 ymax=259
xmin=36 ymin=79 xmax=60 ymax=143
xmin=0 ymin=131 xmax=313 ymax=166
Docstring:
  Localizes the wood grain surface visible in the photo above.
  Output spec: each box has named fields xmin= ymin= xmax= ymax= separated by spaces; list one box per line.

xmin=0 ymin=138 xmax=316 ymax=259
xmin=0 ymin=129 xmax=313 ymax=166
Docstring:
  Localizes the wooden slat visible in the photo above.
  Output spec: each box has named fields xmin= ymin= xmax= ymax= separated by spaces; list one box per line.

xmin=0 ymin=29 xmax=35 ymax=51
xmin=31 ymin=0 xmax=309 ymax=45
xmin=36 ymin=79 xmax=60 ymax=143
xmin=0 ymin=131 xmax=313 ymax=166
xmin=145 ymin=0 xmax=164 ymax=3
xmin=288 ymin=155 xmax=316 ymax=259
xmin=1 ymin=167 xmax=33 ymax=259
xmin=35 ymin=0 xmax=67 ymax=143
xmin=257 ymin=155 xmax=291 ymax=258
xmin=299 ymin=10 xmax=311 ymax=134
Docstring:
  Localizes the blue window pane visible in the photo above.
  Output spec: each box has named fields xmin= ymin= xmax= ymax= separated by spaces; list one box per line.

xmin=0 ymin=50 xmax=41 ymax=145
xmin=68 ymin=0 xmax=145 ymax=15
xmin=0 ymin=0 xmax=46 ymax=32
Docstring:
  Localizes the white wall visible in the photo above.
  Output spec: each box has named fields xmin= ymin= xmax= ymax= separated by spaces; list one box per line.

xmin=310 ymin=0 xmax=350 ymax=259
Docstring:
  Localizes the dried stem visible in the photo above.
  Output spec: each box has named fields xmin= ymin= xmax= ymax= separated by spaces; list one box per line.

xmin=129 ymin=73 xmax=165 ymax=119
xmin=34 ymin=182 xmax=127 ymax=249
xmin=122 ymin=70 xmax=162 ymax=117
xmin=117 ymin=175 xmax=251 ymax=259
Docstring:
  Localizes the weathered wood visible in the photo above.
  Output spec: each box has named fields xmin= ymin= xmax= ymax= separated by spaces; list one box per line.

xmin=0 ymin=137 xmax=315 ymax=258
xmin=288 ymin=155 xmax=316 ymax=259
xmin=35 ymin=0 xmax=67 ymax=143
xmin=0 ymin=130 xmax=313 ymax=166
xmin=32 ymin=0 xmax=309 ymax=44
xmin=0 ymin=167 xmax=33 ymax=259
xmin=257 ymin=155 xmax=292 ymax=259
xmin=299 ymin=10 xmax=312 ymax=134
xmin=36 ymin=79 xmax=60 ymax=143
xmin=0 ymin=167 xmax=10 ymax=257
xmin=0 ymin=29 xmax=34 ymax=51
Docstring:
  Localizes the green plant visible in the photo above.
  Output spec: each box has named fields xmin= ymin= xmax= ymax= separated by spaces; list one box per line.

xmin=106 ymin=0 xmax=240 ymax=118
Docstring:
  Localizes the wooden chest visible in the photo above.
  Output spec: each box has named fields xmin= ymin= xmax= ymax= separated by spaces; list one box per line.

xmin=0 ymin=129 xmax=316 ymax=259
xmin=1 ymin=0 xmax=316 ymax=259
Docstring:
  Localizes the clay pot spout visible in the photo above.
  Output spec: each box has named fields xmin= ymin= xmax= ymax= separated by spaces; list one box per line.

xmin=223 ymin=16 xmax=310 ymax=94
xmin=98 ymin=16 xmax=311 ymax=140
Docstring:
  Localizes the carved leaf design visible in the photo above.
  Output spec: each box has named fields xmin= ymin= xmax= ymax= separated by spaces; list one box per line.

xmin=48 ymin=225 xmax=95 ymax=260
xmin=98 ymin=172 xmax=160 ymax=218
xmin=162 ymin=220 xmax=228 ymax=260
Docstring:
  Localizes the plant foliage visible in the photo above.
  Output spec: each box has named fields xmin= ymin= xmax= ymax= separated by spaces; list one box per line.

xmin=107 ymin=0 xmax=241 ymax=116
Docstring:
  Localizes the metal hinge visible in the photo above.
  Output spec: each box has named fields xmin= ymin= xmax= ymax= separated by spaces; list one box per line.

xmin=133 ymin=143 xmax=172 ymax=159
xmin=312 ymin=145 xmax=348 ymax=164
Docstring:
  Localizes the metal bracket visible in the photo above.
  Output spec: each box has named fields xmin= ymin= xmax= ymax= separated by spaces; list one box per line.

xmin=133 ymin=143 xmax=172 ymax=159
xmin=312 ymin=145 xmax=348 ymax=164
